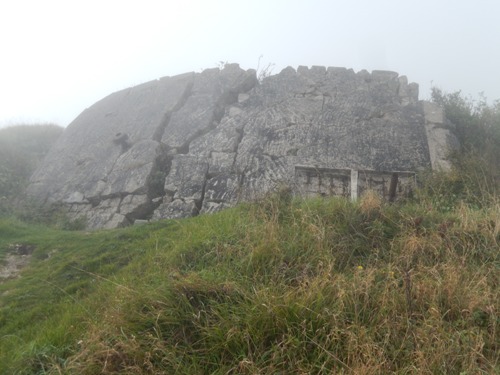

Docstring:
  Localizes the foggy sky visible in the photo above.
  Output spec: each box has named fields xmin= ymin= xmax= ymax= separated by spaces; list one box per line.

xmin=1 ymin=0 xmax=499 ymax=128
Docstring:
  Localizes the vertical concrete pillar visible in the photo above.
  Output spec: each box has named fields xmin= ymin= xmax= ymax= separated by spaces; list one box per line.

xmin=350 ymin=169 xmax=358 ymax=200
xmin=421 ymin=101 xmax=456 ymax=171
xmin=388 ymin=173 xmax=399 ymax=202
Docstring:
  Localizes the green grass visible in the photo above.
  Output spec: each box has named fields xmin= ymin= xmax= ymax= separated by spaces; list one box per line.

xmin=0 ymin=218 xmax=177 ymax=373
xmin=0 ymin=192 xmax=498 ymax=374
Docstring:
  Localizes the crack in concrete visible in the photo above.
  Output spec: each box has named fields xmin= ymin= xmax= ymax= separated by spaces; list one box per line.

xmin=194 ymin=167 xmax=210 ymax=216
xmin=153 ymin=77 xmax=195 ymax=142
xmin=74 ymin=68 xmax=258 ymax=225
xmin=176 ymin=81 xmax=253 ymax=156
xmin=157 ymin=70 xmax=258 ymax=218
xmin=106 ymin=77 xmax=197 ymax=223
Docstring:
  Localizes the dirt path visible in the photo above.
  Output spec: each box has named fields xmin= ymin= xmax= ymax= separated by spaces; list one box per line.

xmin=0 ymin=244 xmax=35 ymax=283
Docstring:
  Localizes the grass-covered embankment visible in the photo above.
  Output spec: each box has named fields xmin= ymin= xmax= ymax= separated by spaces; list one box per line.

xmin=1 ymin=190 xmax=498 ymax=374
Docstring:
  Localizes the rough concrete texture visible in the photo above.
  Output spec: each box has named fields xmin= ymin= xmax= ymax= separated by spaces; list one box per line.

xmin=421 ymin=101 xmax=459 ymax=171
xmin=28 ymin=64 xmax=458 ymax=229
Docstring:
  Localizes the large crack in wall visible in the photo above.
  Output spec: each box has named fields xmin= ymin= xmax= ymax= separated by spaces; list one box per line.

xmin=112 ymin=66 xmax=259 ymax=224
xmin=122 ymin=77 xmax=197 ymax=224
xmin=151 ymin=67 xmax=258 ymax=219
xmin=66 ymin=75 xmax=199 ymax=228
xmin=186 ymin=72 xmax=258 ymax=215
xmin=152 ymin=78 xmax=195 ymax=142
xmin=145 ymin=78 xmax=196 ymax=202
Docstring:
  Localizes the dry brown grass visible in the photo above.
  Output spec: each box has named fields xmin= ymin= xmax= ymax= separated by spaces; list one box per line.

xmin=359 ymin=189 xmax=382 ymax=215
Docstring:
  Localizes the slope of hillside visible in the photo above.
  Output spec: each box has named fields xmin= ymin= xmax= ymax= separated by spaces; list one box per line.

xmin=0 ymin=191 xmax=498 ymax=374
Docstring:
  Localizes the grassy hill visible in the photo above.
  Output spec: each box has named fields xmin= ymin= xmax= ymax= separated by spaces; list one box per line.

xmin=0 ymin=193 xmax=498 ymax=374
xmin=0 ymin=92 xmax=498 ymax=374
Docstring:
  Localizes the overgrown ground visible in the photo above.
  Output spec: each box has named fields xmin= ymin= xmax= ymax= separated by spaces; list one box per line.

xmin=0 ymin=190 xmax=498 ymax=374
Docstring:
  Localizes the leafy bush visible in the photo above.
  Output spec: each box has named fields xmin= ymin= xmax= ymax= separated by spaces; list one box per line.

xmin=430 ymin=89 xmax=499 ymax=204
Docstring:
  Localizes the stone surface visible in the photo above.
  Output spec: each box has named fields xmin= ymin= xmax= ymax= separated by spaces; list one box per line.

xmin=101 ymin=140 xmax=159 ymax=196
xmin=27 ymin=64 xmax=458 ymax=229
xmin=421 ymin=101 xmax=459 ymax=170
xmin=119 ymin=194 xmax=152 ymax=218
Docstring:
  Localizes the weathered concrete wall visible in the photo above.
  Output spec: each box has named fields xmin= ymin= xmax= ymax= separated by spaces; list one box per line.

xmin=295 ymin=166 xmax=415 ymax=201
xmin=27 ymin=64 xmax=458 ymax=229
xmin=421 ymin=101 xmax=459 ymax=171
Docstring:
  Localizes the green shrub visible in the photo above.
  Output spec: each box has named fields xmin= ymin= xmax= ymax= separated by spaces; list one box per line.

xmin=430 ymin=89 xmax=499 ymax=203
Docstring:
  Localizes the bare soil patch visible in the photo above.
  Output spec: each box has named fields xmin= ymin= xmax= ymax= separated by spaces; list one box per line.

xmin=0 ymin=244 xmax=35 ymax=282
